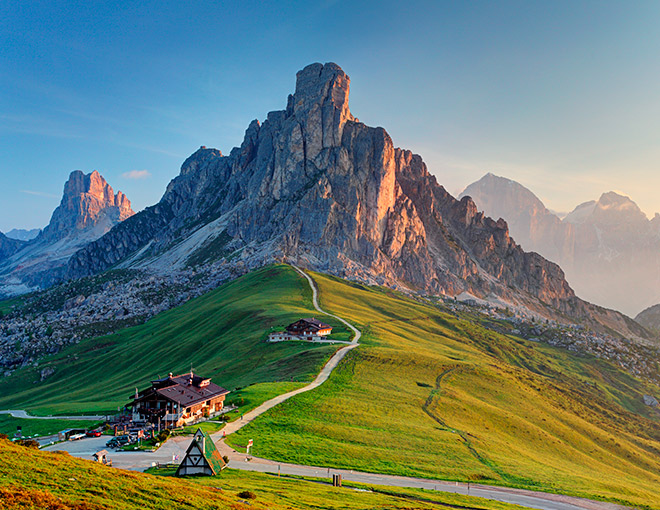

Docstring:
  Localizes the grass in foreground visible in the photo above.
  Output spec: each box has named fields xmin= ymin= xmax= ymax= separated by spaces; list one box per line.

xmin=228 ymin=270 xmax=660 ymax=510
xmin=0 ymin=438 xmax=526 ymax=510
xmin=0 ymin=266 xmax=347 ymax=415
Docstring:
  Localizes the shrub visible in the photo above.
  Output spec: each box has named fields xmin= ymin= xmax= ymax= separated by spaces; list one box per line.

xmin=237 ymin=490 xmax=256 ymax=500
xmin=16 ymin=439 xmax=40 ymax=449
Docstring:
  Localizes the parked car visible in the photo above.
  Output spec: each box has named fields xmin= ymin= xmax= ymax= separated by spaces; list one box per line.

xmin=86 ymin=430 xmax=102 ymax=437
xmin=105 ymin=435 xmax=131 ymax=448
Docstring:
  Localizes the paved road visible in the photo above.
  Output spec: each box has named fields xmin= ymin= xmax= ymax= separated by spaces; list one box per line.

xmin=0 ymin=409 xmax=105 ymax=420
xmin=219 ymin=453 xmax=626 ymax=510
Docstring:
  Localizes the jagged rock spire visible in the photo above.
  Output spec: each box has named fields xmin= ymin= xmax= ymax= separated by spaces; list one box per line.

xmin=41 ymin=170 xmax=134 ymax=242
xmin=286 ymin=62 xmax=355 ymax=152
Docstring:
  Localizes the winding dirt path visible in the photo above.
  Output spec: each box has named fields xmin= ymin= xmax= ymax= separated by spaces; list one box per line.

xmin=211 ymin=266 xmax=360 ymax=437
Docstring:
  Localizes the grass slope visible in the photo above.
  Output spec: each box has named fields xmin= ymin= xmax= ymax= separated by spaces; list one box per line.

xmin=5 ymin=264 xmax=660 ymax=507
xmin=0 ymin=266 xmax=347 ymax=415
xmin=228 ymin=271 xmax=660 ymax=509
xmin=0 ymin=438 xmax=526 ymax=510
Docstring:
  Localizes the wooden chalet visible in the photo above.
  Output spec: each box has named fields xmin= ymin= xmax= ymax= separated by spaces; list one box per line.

xmin=287 ymin=318 xmax=332 ymax=336
xmin=176 ymin=428 xmax=225 ymax=476
xmin=268 ymin=318 xmax=333 ymax=342
xmin=130 ymin=371 xmax=229 ymax=428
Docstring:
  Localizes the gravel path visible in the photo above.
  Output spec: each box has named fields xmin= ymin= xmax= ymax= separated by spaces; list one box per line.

xmin=212 ymin=266 xmax=360 ymax=437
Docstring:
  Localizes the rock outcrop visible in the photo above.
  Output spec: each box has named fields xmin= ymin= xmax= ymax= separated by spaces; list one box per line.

xmin=41 ymin=170 xmax=133 ymax=243
xmin=67 ymin=63 xmax=650 ymax=340
xmin=0 ymin=233 xmax=25 ymax=263
xmin=461 ymin=173 xmax=573 ymax=265
xmin=462 ymin=174 xmax=660 ymax=317
xmin=0 ymin=171 xmax=134 ymax=296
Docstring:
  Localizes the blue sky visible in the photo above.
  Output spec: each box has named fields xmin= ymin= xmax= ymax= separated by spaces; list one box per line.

xmin=2 ymin=0 xmax=660 ymax=231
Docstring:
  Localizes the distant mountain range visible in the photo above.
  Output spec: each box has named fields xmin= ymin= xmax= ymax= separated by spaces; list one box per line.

xmin=461 ymin=173 xmax=660 ymax=317
xmin=4 ymin=228 xmax=40 ymax=241
xmin=0 ymin=170 xmax=133 ymax=296
xmin=59 ymin=62 xmax=647 ymax=341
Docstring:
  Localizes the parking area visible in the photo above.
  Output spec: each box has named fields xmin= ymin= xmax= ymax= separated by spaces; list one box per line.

xmin=42 ymin=435 xmax=192 ymax=471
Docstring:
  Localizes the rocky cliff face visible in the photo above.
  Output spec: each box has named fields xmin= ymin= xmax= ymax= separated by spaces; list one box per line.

xmin=40 ymin=170 xmax=133 ymax=243
xmin=0 ymin=233 xmax=25 ymax=262
xmin=462 ymin=173 xmax=660 ymax=317
xmin=0 ymin=171 xmax=134 ymax=296
xmin=67 ymin=63 xmax=649 ymax=339
xmin=460 ymin=174 xmax=573 ymax=265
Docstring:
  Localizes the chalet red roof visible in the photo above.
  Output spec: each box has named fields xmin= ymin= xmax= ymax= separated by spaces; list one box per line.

xmin=132 ymin=373 xmax=229 ymax=408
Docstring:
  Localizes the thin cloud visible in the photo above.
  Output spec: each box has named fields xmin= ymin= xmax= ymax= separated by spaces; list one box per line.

xmin=122 ymin=170 xmax=152 ymax=180
xmin=20 ymin=190 xmax=59 ymax=199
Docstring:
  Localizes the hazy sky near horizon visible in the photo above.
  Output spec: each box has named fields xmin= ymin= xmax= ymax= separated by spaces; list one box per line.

xmin=2 ymin=0 xmax=660 ymax=231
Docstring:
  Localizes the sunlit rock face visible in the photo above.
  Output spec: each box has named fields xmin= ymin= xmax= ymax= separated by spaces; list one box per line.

xmin=41 ymin=170 xmax=133 ymax=242
xmin=463 ymin=174 xmax=660 ymax=317
xmin=0 ymin=171 xmax=134 ymax=296
xmin=67 ymin=63 xmax=649 ymax=339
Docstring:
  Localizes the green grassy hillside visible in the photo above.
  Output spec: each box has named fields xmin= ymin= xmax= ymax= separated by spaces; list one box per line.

xmin=0 ymin=438 xmax=525 ymax=510
xmin=4 ymin=264 xmax=660 ymax=508
xmin=0 ymin=266 xmax=348 ymax=415
xmin=228 ymin=271 xmax=660 ymax=509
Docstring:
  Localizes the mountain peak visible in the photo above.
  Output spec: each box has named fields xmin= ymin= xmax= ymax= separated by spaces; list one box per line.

xmin=284 ymin=63 xmax=355 ymax=149
xmin=290 ymin=62 xmax=350 ymax=114
xmin=593 ymin=191 xmax=647 ymax=223
xmin=462 ymin=173 xmax=548 ymax=214
xmin=598 ymin=190 xmax=635 ymax=207
xmin=41 ymin=170 xmax=134 ymax=243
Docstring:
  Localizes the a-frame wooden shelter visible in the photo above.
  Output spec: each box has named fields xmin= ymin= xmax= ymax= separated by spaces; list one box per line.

xmin=175 ymin=428 xmax=225 ymax=476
